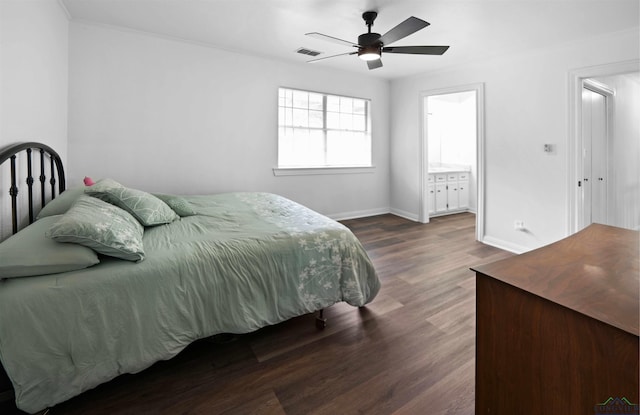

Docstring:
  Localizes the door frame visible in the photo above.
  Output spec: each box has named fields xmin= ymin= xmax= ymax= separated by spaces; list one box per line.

xmin=567 ymin=59 xmax=639 ymax=235
xmin=418 ymin=82 xmax=485 ymax=242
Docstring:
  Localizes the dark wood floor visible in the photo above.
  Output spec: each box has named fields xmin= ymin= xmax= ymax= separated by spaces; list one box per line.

xmin=3 ymin=213 xmax=512 ymax=415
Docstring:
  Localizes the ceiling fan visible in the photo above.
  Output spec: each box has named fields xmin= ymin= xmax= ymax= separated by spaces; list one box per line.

xmin=306 ymin=11 xmax=449 ymax=70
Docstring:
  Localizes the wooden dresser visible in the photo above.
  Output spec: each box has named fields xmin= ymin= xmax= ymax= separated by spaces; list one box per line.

xmin=473 ymin=224 xmax=639 ymax=414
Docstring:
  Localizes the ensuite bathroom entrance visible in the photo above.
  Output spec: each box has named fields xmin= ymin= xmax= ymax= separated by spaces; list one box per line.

xmin=420 ymin=83 xmax=485 ymax=241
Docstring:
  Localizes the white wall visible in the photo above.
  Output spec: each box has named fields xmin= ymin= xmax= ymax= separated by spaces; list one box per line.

xmin=428 ymin=92 xmax=476 ymax=168
xmin=0 ymin=0 xmax=68 ymax=239
xmin=68 ymin=22 xmax=390 ymax=219
xmin=390 ymin=29 xmax=640 ymax=252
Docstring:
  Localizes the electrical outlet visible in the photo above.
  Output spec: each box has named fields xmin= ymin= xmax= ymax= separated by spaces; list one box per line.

xmin=514 ymin=220 xmax=525 ymax=231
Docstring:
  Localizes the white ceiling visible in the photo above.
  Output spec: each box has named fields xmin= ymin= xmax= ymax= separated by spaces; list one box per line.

xmin=60 ymin=0 xmax=640 ymax=79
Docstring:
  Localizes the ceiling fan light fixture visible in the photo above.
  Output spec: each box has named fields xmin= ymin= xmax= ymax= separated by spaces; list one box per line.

xmin=358 ymin=45 xmax=381 ymax=61
xmin=305 ymin=11 xmax=448 ymax=70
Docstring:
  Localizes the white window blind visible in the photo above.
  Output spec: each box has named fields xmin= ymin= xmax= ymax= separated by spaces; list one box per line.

xmin=278 ymin=88 xmax=372 ymax=168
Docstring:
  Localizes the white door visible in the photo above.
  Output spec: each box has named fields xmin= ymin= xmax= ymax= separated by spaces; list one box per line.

xmin=427 ymin=184 xmax=436 ymax=214
xmin=581 ymin=86 xmax=608 ymax=228
xmin=447 ymin=182 xmax=459 ymax=210
xmin=435 ymin=183 xmax=447 ymax=212
xmin=591 ymin=91 xmax=607 ymax=224
xmin=458 ymin=180 xmax=469 ymax=209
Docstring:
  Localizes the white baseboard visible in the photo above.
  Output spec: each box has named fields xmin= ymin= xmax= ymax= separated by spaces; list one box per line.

xmin=327 ymin=207 xmax=391 ymax=221
xmin=389 ymin=208 xmax=419 ymax=222
xmin=328 ymin=207 xmax=478 ymax=224
xmin=429 ymin=208 xmax=473 ymax=218
xmin=329 ymin=208 xmax=535 ymax=255
xmin=481 ymin=235 xmax=529 ymax=255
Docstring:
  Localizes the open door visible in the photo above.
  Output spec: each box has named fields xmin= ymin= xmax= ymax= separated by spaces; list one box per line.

xmin=580 ymin=82 xmax=609 ymax=229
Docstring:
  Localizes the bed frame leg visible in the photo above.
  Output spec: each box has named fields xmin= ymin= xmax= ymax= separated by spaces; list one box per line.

xmin=315 ymin=309 xmax=327 ymax=330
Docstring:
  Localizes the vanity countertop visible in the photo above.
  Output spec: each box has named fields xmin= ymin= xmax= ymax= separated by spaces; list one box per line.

xmin=428 ymin=167 xmax=470 ymax=174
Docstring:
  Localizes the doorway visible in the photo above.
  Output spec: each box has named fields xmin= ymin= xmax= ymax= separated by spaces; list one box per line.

xmin=419 ymin=83 xmax=485 ymax=242
xmin=569 ymin=60 xmax=640 ymax=233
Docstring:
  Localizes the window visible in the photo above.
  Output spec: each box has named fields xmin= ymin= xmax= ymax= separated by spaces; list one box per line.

xmin=278 ymin=88 xmax=372 ymax=168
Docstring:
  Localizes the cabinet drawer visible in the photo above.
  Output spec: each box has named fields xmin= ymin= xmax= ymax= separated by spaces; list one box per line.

xmin=447 ymin=173 xmax=458 ymax=181
xmin=427 ymin=175 xmax=435 ymax=184
xmin=435 ymin=174 xmax=447 ymax=183
xmin=458 ymin=172 xmax=469 ymax=181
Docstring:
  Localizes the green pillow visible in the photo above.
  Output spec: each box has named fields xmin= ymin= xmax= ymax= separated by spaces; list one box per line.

xmin=36 ymin=187 xmax=86 ymax=219
xmin=47 ymin=195 xmax=145 ymax=262
xmin=86 ymin=179 xmax=178 ymax=226
xmin=0 ymin=215 xmax=99 ymax=279
xmin=153 ymin=193 xmax=197 ymax=217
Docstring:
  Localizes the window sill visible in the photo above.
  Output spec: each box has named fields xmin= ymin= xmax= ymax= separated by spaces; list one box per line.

xmin=273 ymin=166 xmax=376 ymax=176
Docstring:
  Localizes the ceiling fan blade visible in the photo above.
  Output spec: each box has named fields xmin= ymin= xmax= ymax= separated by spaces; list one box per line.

xmin=307 ymin=51 xmax=357 ymax=63
xmin=367 ymin=59 xmax=383 ymax=70
xmin=379 ymin=17 xmax=430 ymax=46
xmin=305 ymin=32 xmax=359 ymax=48
xmin=383 ymin=45 xmax=449 ymax=55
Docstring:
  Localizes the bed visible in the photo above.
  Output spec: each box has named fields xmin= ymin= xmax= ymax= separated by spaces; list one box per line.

xmin=0 ymin=142 xmax=380 ymax=414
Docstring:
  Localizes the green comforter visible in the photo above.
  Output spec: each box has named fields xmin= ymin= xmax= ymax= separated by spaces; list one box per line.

xmin=0 ymin=193 xmax=380 ymax=413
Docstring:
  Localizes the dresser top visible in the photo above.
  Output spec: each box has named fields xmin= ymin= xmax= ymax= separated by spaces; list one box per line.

xmin=473 ymin=224 xmax=639 ymax=336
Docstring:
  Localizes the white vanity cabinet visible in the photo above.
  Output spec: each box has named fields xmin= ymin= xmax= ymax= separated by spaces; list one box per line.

xmin=427 ymin=171 xmax=469 ymax=216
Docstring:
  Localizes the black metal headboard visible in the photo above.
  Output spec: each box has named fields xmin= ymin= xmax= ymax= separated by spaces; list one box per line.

xmin=0 ymin=142 xmax=66 ymax=235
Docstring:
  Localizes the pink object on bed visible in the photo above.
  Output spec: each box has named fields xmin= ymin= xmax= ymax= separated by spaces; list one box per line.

xmin=83 ymin=177 xmax=95 ymax=186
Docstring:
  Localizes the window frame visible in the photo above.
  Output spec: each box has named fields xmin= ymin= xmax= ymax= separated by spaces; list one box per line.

xmin=274 ymin=87 xmax=375 ymax=175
